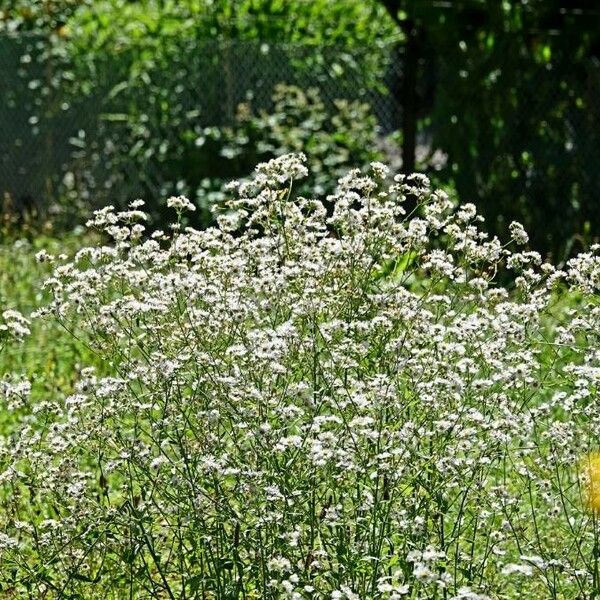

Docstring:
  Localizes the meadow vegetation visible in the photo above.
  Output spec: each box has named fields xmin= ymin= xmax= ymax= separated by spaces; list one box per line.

xmin=1 ymin=155 xmax=599 ymax=598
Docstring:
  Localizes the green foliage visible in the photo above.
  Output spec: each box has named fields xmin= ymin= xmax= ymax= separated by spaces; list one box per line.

xmin=0 ymin=0 xmax=395 ymax=41
xmin=63 ymin=83 xmax=386 ymax=226
xmin=0 ymin=233 xmax=98 ymax=410
xmin=384 ymin=0 xmax=600 ymax=259
xmin=193 ymin=85 xmax=384 ymax=219
xmin=65 ymin=0 xmax=394 ymax=47
xmin=0 ymin=0 xmax=394 ymax=228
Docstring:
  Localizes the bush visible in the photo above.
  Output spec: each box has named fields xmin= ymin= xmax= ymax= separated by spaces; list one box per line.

xmin=189 ymin=85 xmax=384 ymax=222
xmin=1 ymin=0 xmax=395 ymax=230
xmin=62 ymin=84 xmax=385 ymax=227
xmin=2 ymin=155 xmax=600 ymax=598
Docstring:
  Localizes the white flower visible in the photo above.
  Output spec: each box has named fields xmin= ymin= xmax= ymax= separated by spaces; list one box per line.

xmin=509 ymin=221 xmax=529 ymax=245
xmin=0 ymin=533 xmax=18 ymax=550
xmin=167 ymin=195 xmax=196 ymax=212
xmin=1 ymin=309 xmax=30 ymax=339
xmin=501 ymin=563 xmax=534 ymax=576
xmin=5 ymin=154 xmax=600 ymax=597
xmin=371 ymin=161 xmax=390 ymax=179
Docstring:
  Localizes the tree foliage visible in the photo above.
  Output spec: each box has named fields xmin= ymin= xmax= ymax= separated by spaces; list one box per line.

xmin=3 ymin=0 xmax=600 ymax=257
xmin=380 ymin=0 xmax=600 ymax=259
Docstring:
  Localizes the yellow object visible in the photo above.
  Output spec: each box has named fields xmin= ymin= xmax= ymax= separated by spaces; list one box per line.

xmin=583 ymin=453 xmax=600 ymax=512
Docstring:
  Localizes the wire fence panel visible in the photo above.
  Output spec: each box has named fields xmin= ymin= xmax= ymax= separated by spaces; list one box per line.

xmin=0 ymin=36 xmax=403 ymax=215
xmin=0 ymin=33 xmax=599 ymax=255
xmin=427 ymin=34 xmax=600 ymax=254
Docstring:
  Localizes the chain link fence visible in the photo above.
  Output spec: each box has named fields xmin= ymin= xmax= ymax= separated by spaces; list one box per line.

xmin=0 ymin=34 xmax=403 ymax=216
xmin=428 ymin=35 xmax=600 ymax=255
xmin=1 ymin=31 xmax=599 ymax=255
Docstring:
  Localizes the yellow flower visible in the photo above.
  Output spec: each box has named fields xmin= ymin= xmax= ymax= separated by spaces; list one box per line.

xmin=582 ymin=452 xmax=600 ymax=512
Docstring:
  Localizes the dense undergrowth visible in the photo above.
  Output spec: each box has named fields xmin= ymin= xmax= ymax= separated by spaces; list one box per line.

xmin=0 ymin=156 xmax=599 ymax=599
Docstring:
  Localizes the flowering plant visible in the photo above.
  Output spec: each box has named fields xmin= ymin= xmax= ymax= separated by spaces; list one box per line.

xmin=1 ymin=155 xmax=600 ymax=599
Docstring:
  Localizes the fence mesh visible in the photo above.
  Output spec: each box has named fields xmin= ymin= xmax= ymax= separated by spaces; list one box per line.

xmin=0 ymin=32 xmax=599 ymax=254
xmin=0 ymin=35 xmax=403 ymax=214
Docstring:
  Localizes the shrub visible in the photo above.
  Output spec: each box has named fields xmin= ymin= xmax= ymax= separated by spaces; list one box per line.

xmin=61 ymin=83 xmax=385 ymax=227
xmin=1 ymin=1 xmax=395 ymax=230
xmin=1 ymin=155 xmax=600 ymax=598
xmin=190 ymin=84 xmax=384 ymax=222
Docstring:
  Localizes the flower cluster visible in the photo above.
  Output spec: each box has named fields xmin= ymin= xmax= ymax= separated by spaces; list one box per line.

xmin=0 ymin=309 xmax=30 ymax=344
xmin=166 ymin=194 xmax=196 ymax=212
xmin=1 ymin=155 xmax=599 ymax=598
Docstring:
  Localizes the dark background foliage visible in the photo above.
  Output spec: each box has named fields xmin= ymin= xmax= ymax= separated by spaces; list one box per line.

xmin=1 ymin=0 xmax=600 ymax=260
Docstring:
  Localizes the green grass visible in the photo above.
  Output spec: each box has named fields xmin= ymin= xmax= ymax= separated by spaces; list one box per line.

xmin=0 ymin=233 xmax=97 ymax=403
